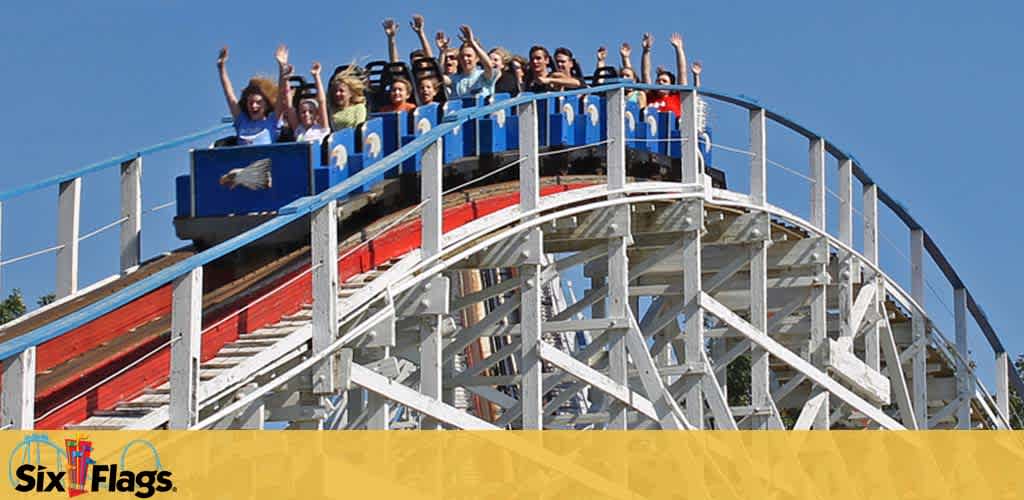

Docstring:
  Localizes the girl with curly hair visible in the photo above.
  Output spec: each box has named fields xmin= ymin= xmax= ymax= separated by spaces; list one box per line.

xmin=217 ymin=46 xmax=284 ymax=145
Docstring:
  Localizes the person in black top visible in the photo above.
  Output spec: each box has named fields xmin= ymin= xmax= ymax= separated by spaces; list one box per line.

xmin=489 ymin=46 xmax=520 ymax=96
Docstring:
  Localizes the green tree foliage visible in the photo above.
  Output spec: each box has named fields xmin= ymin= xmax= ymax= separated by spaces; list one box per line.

xmin=1011 ymin=355 xmax=1024 ymax=429
xmin=0 ymin=289 xmax=27 ymax=325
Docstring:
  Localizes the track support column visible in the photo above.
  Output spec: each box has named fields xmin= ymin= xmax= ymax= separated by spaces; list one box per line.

xmin=120 ymin=157 xmax=142 ymax=274
xmin=910 ymin=229 xmax=928 ymax=427
xmin=681 ymin=89 xmax=704 ymax=427
xmin=862 ymin=183 xmax=882 ymax=372
xmin=420 ymin=138 xmax=447 ymax=430
xmin=606 ymin=87 xmax=630 ymax=429
xmin=954 ymin=287 xmax=971 ymax=429
xmin=996 ymin=351 xmax=1010 ymax=423
xmin=56 ymin=177 xmax=81 ymax=298
xmin=1 ymin=347 xmax=35 ymax=430
xmin=169 ymin=266 xmax=202 ymax=429
xmin=808 ymin=137 xmax=829 ymax=429
xmin=748 ymin=108 xmax=771 ymax=429
xmin=518 ymin=100 xmax=544 ymax=430
xmin=312 ymin=200 xmax=339 ymax=395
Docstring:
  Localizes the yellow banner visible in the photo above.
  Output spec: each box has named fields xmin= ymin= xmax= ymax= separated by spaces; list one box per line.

xmin=1 ymin=431 xmax=1023 ymax=499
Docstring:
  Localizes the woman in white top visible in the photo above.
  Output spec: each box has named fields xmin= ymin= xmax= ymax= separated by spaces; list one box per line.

xmin=277 ymin=46 xmax=330 ymax=143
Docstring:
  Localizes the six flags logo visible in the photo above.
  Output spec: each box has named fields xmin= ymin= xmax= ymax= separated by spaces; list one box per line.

xmin=9 ymin=435 xmax=173 ymax=498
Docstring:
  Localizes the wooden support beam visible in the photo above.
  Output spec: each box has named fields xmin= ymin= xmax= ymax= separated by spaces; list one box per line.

xmin=519 ymin=99 xmax=543 ymax=430
xmin=910 ymin=229 xmax=928 ymax=427
xmin=808 ymin=137 xmax=830 ymax=429
xmin=606 ymin=87 xmax=630 ymax=430
xmin=56 ymin=177 xmax=81 ymax=298
xmin=793 ymin=392 xmax=829 ymax=430
xmin=1 ymin=347 xmax=35 ymax=430
xmin=700 ymin=292 xmax=904 ymax=430
xmin=169 ymin=266 xmax=202 ymax=429
xmin=750 ymin=109 xmax=769 ymax=431
xmin=420 ymin=138 xmax=444 ymax=429
xmin=954 ymin=287 xmax=971 ymax=429
xmin=311 ymin=200 xmax=338 ymax=395
xmin=624 ymin=312 xmax=689 ymax=429
xmin=879 ymin=314 xmax=919 ymax=429
xmin=996 ymin=351 xmax=1010 ymax=424
xmin=119 ymin=157 xmax=142 ymax=274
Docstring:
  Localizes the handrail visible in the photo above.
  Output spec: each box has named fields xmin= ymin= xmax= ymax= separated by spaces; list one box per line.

xmin=0 ymin=122 xmax=232 ymax=202
xmin=0 ymin=82 xmax=1015 ymax=408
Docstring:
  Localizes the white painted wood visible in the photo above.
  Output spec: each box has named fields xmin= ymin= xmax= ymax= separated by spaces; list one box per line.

xmin=518 ymin=99 xmax=543 ymax=430
xmin=699 ymin=350 xmax=738 ymax=430
xmin=606 ymin=86 xmax=630 ymax=430
xmin=1 ymin=347 xmax=35 ymax=430
xmin=825 ymin=339 xmax=891 ymax=405
xmin=700 ymin=292 xmax=904 ymax=430
xmin=682 ymin=200 xmax=704 ymax=428
xmin=879 ymin=314 xmax=919 ymax=429
xmin=419 ymin=138 xmax=444 ymax=429
xmin=750 ymin=108 xmax=766 ymax=203
xmin=119 ymin=157 xmax=142 ymax=274
xmin=538 ymin=342 xmax=660 ymax=422
xmin=311 ymin=200 xmax=338 ymax=395
xmin=747 ymin=113 xmax=770 ymax=429
xmin=847 ymin=281 xmax=877 ymax=338
xmin=806 ymin=138 xmax=830 ymax=428
xmin=793 ymin=392 xmax=829 ymax=430
xmin=169 ymin=266 xmax=202 ymax=429
xmin=954 ymin=287 xmax=970 ymax=429
xmin=350 ymin=363 xmax=498 ymax=430
xmin=910 ymin=229 xmax=928 ymax=427
xmin=623 ymin=313 xmax=688 ymax=429
xmin=56 ymin=177 xmax=81 ymax=298
xmin=681 ymin=90 xmax=700 ymax=183
xmin=996 ymin=350 xmax=1010 ymax=423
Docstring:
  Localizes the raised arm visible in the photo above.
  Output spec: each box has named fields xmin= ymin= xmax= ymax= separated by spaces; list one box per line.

xmin=217 ymin=46 xmax=241 ymax=119
xmin=670 ymin=33 xmax=688 ymax=85
xmin=640 ymin=33 xmax=653 ymax=84
xmin=619 ymin=43 xmax=633 ymax=70
xmin=596 ymin=46 xmax=607 ymax=68
xmin=459 ymin=25 xmax=494 ymax=81
xmin=436 ymin=31 xmax=452 ymax=85
xmin=275 ymin=45 xmax=297 ymax=130
xmin=691 ymin=61 xmax=702 ymax=88
xmin=311 ymin=62 xmax=330 ymax=128
xmin=410 ymin=14 xmax=433 ymax=59
xmin=382 ymin=19 xmax=400 ymax=63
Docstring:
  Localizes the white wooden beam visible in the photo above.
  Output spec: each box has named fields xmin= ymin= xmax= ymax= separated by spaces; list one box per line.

xmin=749 ymin=108 xmax=768 ymax=431
xmin=311 ymin=200 xmax=338 ymax=395
xmin=1 ymin=347 xmax=35 ymax=430
xmin=169 ymin=266 xmax=202 ymax=429
xmin=996 ymin=351 xmax=1010 ymax=423
xmin=119 ymin=157 xmax=142 ymax=274
xmin=420 ymin=138 xmax=444 ymax=429
xmin=623 ymin=312 xmax=689 ymax=429
xmin=681 ymin=90 xmax=700 ymax=183
xmin=808 ymin=138 xmax=829 ymax=429
xmin=700 ymin=291 xmax=904 ymax=430
xmin=349 ymin=363 xmax=498 ymax=430
xmin=56 ymin=177 xmax=81 ymax=298
xmin=519 ymin=99 xmax=543 ymax=430
xmin=879 ymin=314 xmax=919 ymax=429
xmin=954 ymin=287 xmax=971 ymax=429
xmin=793 ymin=391 xmax=829 ymax=430
xmin=910 ymin=229 xmax=928 ymax=427
xmin=682 ymin=202 xmax=704 ymax=427
xmin=606 ymin=86 xmax=630 ymax=430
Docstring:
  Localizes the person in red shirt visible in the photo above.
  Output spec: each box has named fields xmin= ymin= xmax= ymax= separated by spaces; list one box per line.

xmin=380 ymin=77 xmax=417 ymax=113
xmin=641 ymin=32 xmax=688 ymax=117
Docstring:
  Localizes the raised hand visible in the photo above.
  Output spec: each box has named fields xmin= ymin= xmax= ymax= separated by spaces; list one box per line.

xmin=217 ymin=46 xmax=229 ymax=67
xmin=619 ymin=42 xmax=631 ymax=58
xmin=274 ymin=44 xmax=289 ymax=68
xmin=656 ymin=65 xmax=667 ymax=75
xmin=642 ymin=33 xmax=653 ymax=51
xmin=458 ymin=25 xmax=475 ymax=44
xmin=597 ymin=46 xmax=607 ymax=63
xmin=311 ymin=62 xmax=322 ymax=77
xmin=690 ymin=61 xmax=702 ymax=75
xmin=435 ymin=31 xmax=450 ymax=50
xmin=382 ymin=18 xmax=398 ymax=37
xmin=670 ymin=32 xmax=684 ymax=50
xmin=410 ymin=14 xmax=425 ymax=33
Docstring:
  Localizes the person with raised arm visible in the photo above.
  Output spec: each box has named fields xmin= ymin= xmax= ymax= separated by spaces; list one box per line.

xmin=409 ymin=14 xmax=434 ymax=59
xmin=617 ymin=43 xmax=646 ymax=107
xmin=643 ymin=32 xmax=687 ymax=116
xmin=444 ymin=25 xmax=497 ymax=99
xmin=382 ymin=18 xmax=400 ymax=63
xmin=217 ymin=45 xmax=282 ymax=145
xmin=436 ymin=31 xmax=459 ymax=76
xmin=278 ymin=52 xmax=330 ymax=144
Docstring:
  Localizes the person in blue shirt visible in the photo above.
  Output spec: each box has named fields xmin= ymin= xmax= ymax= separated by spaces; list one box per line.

xmin=216 ymin=46 xmax=284 ymax=145
xmin=443 ymin=25 xmax=496 ymax=99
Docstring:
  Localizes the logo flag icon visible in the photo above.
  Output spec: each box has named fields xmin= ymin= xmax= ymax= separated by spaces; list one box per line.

xmin=64 ymin=437 xmax=94 ymax=497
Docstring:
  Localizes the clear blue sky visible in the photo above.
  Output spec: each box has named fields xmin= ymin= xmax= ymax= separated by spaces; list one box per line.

xmin=2 ymin=2 xmax=1021 ymax=386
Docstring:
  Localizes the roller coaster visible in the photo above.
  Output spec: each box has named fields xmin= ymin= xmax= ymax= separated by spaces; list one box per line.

xmin=0 ymin=77 xmax=1018 ymax=431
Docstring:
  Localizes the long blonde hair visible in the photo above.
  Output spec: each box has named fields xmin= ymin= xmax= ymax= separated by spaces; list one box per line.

xmin=329 ymin=66 xmax=366 ymax=109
